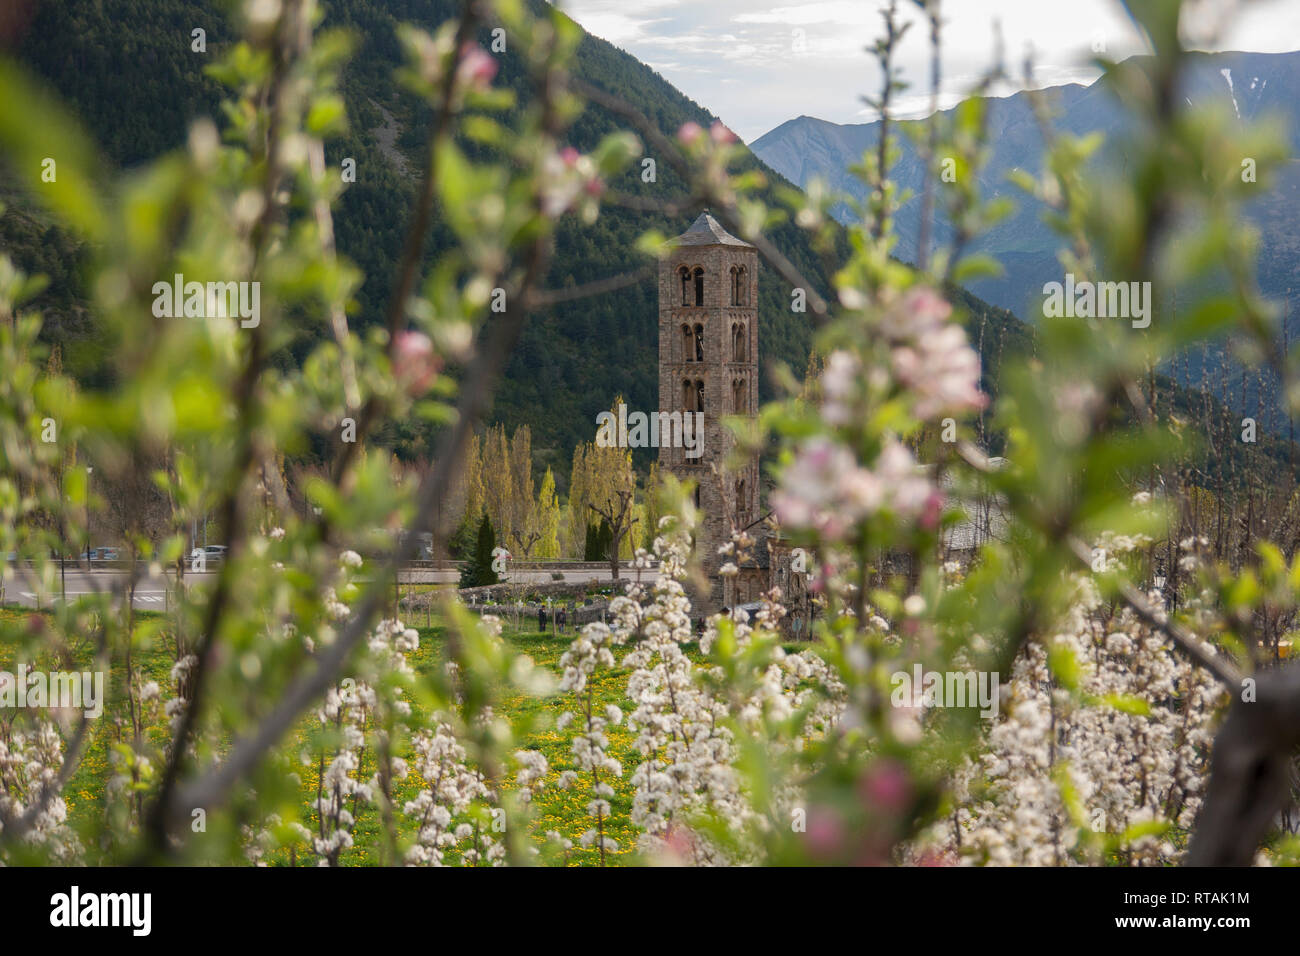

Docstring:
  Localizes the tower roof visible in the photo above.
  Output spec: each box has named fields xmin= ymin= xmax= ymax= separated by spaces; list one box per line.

xmin=673 ymin=211 xmax=753 ymax=248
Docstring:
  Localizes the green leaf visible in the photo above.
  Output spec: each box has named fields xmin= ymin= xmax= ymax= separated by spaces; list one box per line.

xmin=952 ymin=253 xmax=1005 ymax=283
xmin=1048 ymin=641 xmax=1082 ymax=691
xmin=1101 ymin=693 xmax=1151 ymax=716
xmin=0 ymin=60 xmax=107 ymax=240
xmin=306 ymin=94 xmax=347 ymax=136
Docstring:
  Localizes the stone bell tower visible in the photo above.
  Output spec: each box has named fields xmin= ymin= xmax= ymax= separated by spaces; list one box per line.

xmin=658 ymin=212 xmax=760 ymax=615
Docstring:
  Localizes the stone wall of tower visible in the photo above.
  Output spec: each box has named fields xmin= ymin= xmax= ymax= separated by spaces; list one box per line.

xmin=657 ymin=238 xmax=760 ymax=617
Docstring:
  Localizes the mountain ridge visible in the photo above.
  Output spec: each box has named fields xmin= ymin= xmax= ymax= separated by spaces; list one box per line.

xmin=752 ymin=48 xmax=1300 ymax=434
xmin=2 ymin=2 xmax=1288 ymax=487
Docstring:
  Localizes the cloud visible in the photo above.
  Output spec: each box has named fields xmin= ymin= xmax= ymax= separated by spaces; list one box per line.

xmin=557 ymin=0 xmax=1300 ymax=143
xmin=549 ymin=0 xmax=683 ymax=46
xmin=733 ymin=1 xmax=878 ymax=27
xmin=570 ymin=12 xmax=671 ymax=46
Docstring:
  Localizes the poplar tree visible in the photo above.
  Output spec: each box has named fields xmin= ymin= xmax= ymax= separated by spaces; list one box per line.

xmin=481 ymin=424 xmax=514 ymax=543
xmin=535 ymin=466 xmax=560 ymax=558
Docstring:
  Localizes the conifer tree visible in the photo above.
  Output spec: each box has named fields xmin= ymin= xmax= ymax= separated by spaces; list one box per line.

xmin=476 ymin=513 xmax=499 ymax=587
xmin=449 ymin=510 xmax=478 ymax=560
xmin=459 ymin=513 xmax=499 ymax=588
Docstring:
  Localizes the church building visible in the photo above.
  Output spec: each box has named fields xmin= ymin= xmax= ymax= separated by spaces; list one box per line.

xmin=657 ymin=212 xmax=780 ymax=617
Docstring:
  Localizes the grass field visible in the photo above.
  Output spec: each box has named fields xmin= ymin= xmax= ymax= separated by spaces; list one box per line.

xmin=0 ymin=605 xmax=681 ymax=865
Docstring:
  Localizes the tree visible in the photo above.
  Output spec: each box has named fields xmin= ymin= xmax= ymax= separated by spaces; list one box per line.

xmin=568 ymin=443 xmax=591 ymax=558
xmin=481 ymin=424 xmax=514 ymax=544
xmin=509 ymin=424 xmax=535 ymax=539
xmin=448 ymin=510 xmax=478 ymax=560
xmin=589 ymin=469 xmax=636 ymax=580
xmin=641 ymin=461 xmax=661 ymax=551
xmin=459 ymin=432 xmax=485 ymax=531
xmin=510 ymin=525 xmax=542 ymax=558
xmin=534 ymin=466 xmax=561 ymax=558
xmin=3 ymin=0 xmax=1296 ymax=873
xmin=624 ymin=500 xmax=644 ymax=559
xmin=568 ymin=399 xmax=638 ymax=558
xmin=459 ymin=513 xmax=499 ymax=588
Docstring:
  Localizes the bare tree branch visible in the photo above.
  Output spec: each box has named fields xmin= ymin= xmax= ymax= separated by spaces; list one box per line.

xmin=570 ymin=77 xmax=830 ymax=321
xmin=1188 ymin=665 xmax=1300 ymax=866
xmin=528 ymin=265 xmax=653 ymax=307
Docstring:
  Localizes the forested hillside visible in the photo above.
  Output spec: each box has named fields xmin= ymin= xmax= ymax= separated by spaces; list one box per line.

xmin=1 ymin=0 xmax=1289 ymax=490
xmin=1 ymin=0 xmax=839 ymax=482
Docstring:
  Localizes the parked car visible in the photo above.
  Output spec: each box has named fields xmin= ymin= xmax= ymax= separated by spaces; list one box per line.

xmin=77 ymin=547 xmax=120 ymax=561
xmin=186 ymin=545 xmax=226 ymax=568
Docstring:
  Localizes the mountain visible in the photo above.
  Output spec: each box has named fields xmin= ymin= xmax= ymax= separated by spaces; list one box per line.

xmin=754 ymin=49 xmax=1300 ymax=435
xmin=4 ymin=0 xmax=860 ymax=484
xmin=1 ymin=3 xmax=1290 ymax=489
xmin=0 ymin=0 xmax=1022 ymax=485
xmin=754 ymin=50 xmax=1300 ymax=317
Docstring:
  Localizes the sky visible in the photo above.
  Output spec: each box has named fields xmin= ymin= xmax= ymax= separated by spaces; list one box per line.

xmin=549 ymin=0 xmax=1300 ymax=143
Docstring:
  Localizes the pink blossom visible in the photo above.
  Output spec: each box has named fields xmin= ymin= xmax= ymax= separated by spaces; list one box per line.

xmin=676 ymin=121 xmax=704 ymax=145
xmin=774 ymin=436 xmax=938 ymax=536
xmin=890 ymin=325 xmax=986 ymax=419
xmin=809 ymin=564 xmax=830 ymax=594
xmin=858 ymin=759 xmax=912 ymax=813
xmin=657 ymin=823 xmax=696 ymax=864
xmin=838 ymin=467 xmax=885 ymax=516
xmin=803 ymin=806 xmax=846 ymax=859
xmin=393 ymin=331 xmax=440 ymax=396
xmin=540 ymin=148 xmax=601 ymax=218
xmin=879 ymin=286 xmax=952 ymax=341
xmin=916 ymin=849 xmax=953 ymax=867
xmin=919 ymin=488 xmax=945 ymax=531
xmin=875 ymin=439 xmax=933 ymax=518
xmin=872 ymin=287 xmax=987 ymax=419
xmin=773 ymin=437 xmax=874 ymax=537
xmin=820 ymin=349 xmax=861 ymax=426
xmin=709 ymin=120 xmax=736 ymax=144
xmin=456 ymin=43 xmax=497 ymax=92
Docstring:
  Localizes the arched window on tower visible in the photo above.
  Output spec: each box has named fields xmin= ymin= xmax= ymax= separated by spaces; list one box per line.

xmin=731 ymin=322 xmax=746 ymax=362
xmin=678 ymin=266 xmax=691 ymax=306
xmin=682 ymin=324 xmax=693 ymax=362
xmin=693 ymin=267 xmax=705 ymax=306
xmin=693 ymin=323 xmax=704 ymax=362
xmin=736 ymin=479 xmax=747 ymax=522
xmin=732 ymin=377 xmax=745 ymax=413
xmin=695 ymin=379 xmax=705 ymax=414
xmin=736 ymin=266 xmax=747 ymax=305
xmin=682 ymin=379 xmax=694 ymax=412
xmin=729 ymin=265 xmax=740 ymax=305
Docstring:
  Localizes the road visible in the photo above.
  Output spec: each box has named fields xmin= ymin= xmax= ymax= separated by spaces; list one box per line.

xmin=2 ymin=567 xmax=179 ymax=610
xmin=1 ymin=565 xmax=633 ymax=609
